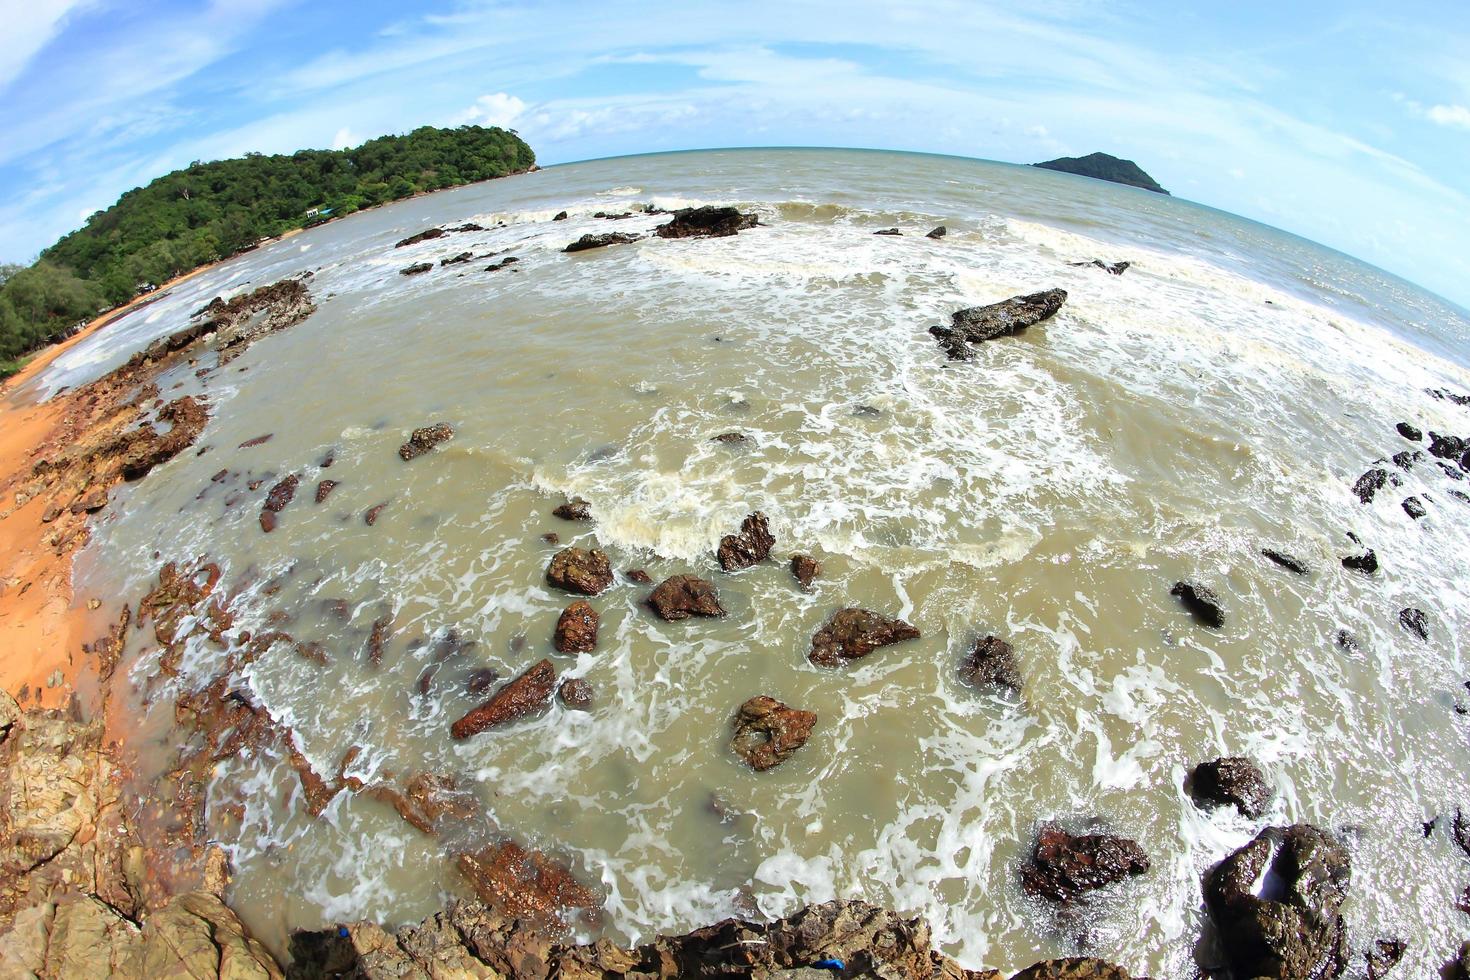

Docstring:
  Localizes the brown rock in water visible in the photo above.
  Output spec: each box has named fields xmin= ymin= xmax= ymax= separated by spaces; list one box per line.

xmin=315 ymin=479 xmax=337 ymax=503
xmin=711 ymin=431 xmax=748 ymax=444
xmin=654 ymin=205 xmax=758 ymax=239
xmin=364 ymin=502 xmax=388 ymax=526
xmin=238 ymin=433 xmax=273 ymax=448
xmin=1020 ymin=823 xmax=1151 ymax=904
xmin=554 ymin=600 xmax=599 ymax=653
xmin=259 ymin=510 xmax=277 ymax=533
xmin=553 ymin=497 xmax=592 ymax=521
xmin=929 ymin=288 xmax=1068 ymax=360
xmin=958 ymin=635 xmax=1023 ymax=696
xmin=541 ymin=532 xmax=560 ymax=544
xmin=455 ymin=840 xmax=598 ymax=930
xmin=1189 ymin=756 xmax=1271 ymax=819
xmin=399 ymin=422 xmax=454 ymax=460
xmin=731 ymin=695 xmax=817 ymax=771
xmin=790 ymin=554 xmax=821 ymax=590
xmin=559 ymin=678 xmax=593 ymax=710
xmin=809 ymin=608 xmax=920 ymax=667
xmin=874 ymin=228 xmax=903 ymax=236
xmin=451 ymin=659 xmax=557 ymax=738
xmin=1171 ymin=581 xmax=1225 ymax=629
xmin=625 ymin=568 xmax=652 ymax=583
xmin=647 ymin=575 xmax=725 ymax=620
xmin=395 ymin=227 xmax=448 ymax=248
xmin=547 ymin=547 xmax=614 ymax=595
xmin=263 ymin=474 xmax=299 ymax=512
xmin=717 ymin=511 xmax=775 ymax=571
xmin=564 ymin=232 xmax=640 ymax=252
xmin=1261 ymin=548 xmax=1310 ymax=574
xmin=366 ymin=614 xmax=392 ymax=666
xmin=364 ymin=772 xmax=478 ymax=836
xmin=925 ymin=225 xmax=947 ymax=239
xmin=1366 ymin=938 xmax=1407 ymax=979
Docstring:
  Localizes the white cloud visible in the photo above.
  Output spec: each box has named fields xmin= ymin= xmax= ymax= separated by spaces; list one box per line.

xmin=0 ymin=0 xmax=91 ymax=90
xmin=331 ymin=126 xmax=358 ymax=150
xmin=454 ymin=92 xmax=527 ymax=129
xmin=1426 ymin=104 xmax=1470 ymax=129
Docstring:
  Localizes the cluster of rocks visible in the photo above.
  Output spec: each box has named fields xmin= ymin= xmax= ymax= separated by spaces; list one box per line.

xmin=929 ymin=289 xmax=1069 ymax=361
xmin=563 ymin=205 xmax=761 ymax=253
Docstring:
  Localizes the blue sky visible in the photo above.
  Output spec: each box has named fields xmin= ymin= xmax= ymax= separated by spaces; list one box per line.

xmin=2 ymin=0 xmax=1468 ymax=306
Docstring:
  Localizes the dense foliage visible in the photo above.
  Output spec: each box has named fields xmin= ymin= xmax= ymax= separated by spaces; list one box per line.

xmin=0 ymin=125 xmax=534 ymax=373
xmin=1033 ymin=152 xmax=1170 ymax=195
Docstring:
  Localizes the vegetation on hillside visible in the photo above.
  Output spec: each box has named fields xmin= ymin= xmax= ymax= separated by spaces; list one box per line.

xmin=0 ymin=125 xmax=535 ymax=375
xmin=1033 ymin=152 xmax=1170 ymax=195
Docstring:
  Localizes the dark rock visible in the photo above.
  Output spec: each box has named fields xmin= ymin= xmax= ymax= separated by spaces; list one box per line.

xmin=790 ymin=554 xmax=821 ymax=590
xmin=366 ymin=614 xmax=391 ymax=666
xmin=809 ymin=608 xmax=920 ymax=668
xmin=1070 ymin=259 xmax=1130 ymax=275
xmin=1335 ymin=629 xmax=1360 ymax=652
xmin=399 ymin=422 xmax=454 ymax=460
xmin=624 ymin=568 xmax=652 ymax=584
xmin=364 ymin=503 xmax=387 ymax=526
xmin=552 ymin=210 xmax=568 ymax=221
xmin=1204 ymin=824 xmax=1351 ymax=980
xmin=259 ymin=510 xmax=277 ymax=533
xmin=935 ymin=289 xmax=1068 ymax=361
xmin=395 ymin=228 xmax=448 ymax=248
xmin=1171 ymin=581 xmax=1224 ymax=629
xmin=958 ymin=634 xmax=1023 ymax=696
xmin=1427 ymin=387 xmax=1470 ymax=405
xmin=263 ymin=474 xmax=299 ymax=512
xmin=925 ymin=225 xmax=947 ymax=239
xmin=466 ymin=667 xmax=499 ymax=695
xmin=1403 ymin=496 xmax=1427 ymax=520
xmin=1341 ymin=548 xmax=1377 ymax=574
xmin=553 ymin=600 xmax=599 ymax=653
xmin=1391 ymin=450 xmax=1421 ymax=470
xmin=731 ymin=695 xmax=817 ymax=771
xmin=927 ymin=324 xmax=976 ymax=361
xmin=485 ymin=257 xmax=518 ymax=272
xmin=315 ymin=479 xmax=337 ymax=503
xmin=564 ymin=232 xmax=640 ymax=252
xmin=654 ymin=206 xmax=758 ymax=240
xmin=1189 ymin=756 xmax=1270 ymax=818
xmin=1353 ymin=467 xmax=1388 ymax=503
xmin=1261 ymin=548 xmax=1310 ymax=574
xmin=1443 ymin=462 xmax=1466 ymax=481
xmin=541 ymin=532 xmax=559 ymax=544
xmin=450 ymin=659 xmax=557 ymax=738
xmin=593 ymin=210 xmax=634 ymax=220
xmin=553 ymin=498 xmax=592 ymax=521
xmin=559 ymin=678 xmax=593 ymax=710
xmin=1020 ymin=823 xmax=1151 ymax=903
xmin=238 ymin=433 xmax=273 ymax=448
xmin=1399 ymin=607 xmax=1429 ymax=641
xmin=1366 ymin=938 xmax=1406 ymax=979
xmin=70 ymin=488 xmax=108 ymax=514
xmin=1428 ymin=432 xmax=1468 ymax=460
xmin=547 ymin=548 xmax=613 ymax=596
xmin=449 ymin=222 xmax=485 ymax=233
xmin=440 ymin=251 xmax=475 ymax=267
xmin=400 ymin=262 xmax=433 ymax=276
xmin=1396 ymin=421 xmax=1422 ymax=441
xmin=711 ymin=432 xmax=748 ymax=444
xmin=874 ymin=228 xmax=903 ymax=236
xmin=717 ymin=511 xmax=775 ymax=571
xmin=647 ymin=575 xmax=725 ymax=620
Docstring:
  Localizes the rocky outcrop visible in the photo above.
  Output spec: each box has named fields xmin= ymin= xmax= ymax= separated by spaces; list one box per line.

xmin=647 ymin=575 xmax=725 ymax=620
xmin=1020 ymin=824 xmax=1150 ymax=904
xmin=1170 ymin=581 xmax=1224 ymax=629
xmin=1353 ymin=467 xmax=1388 ymax=504
xmin=553 ymin=600 xmax=599 ymax=653
xmin=1399 ymin=607 xmax=1429 ymax=641
xmin=654 ymin=206 xmax=758 ymax=239
xmin=1010 ymin=962 xmax=1139 ymax=980
xmin=400 ymin=262 xmax=432 ymax=276
xmin=1396 ymin=422 xmax=1422 ymax=441
xmin=454 ymin=841 xmax=599 ymax=932
xmin=1428 ymin=432 xmax=1467 ymax=460
xmin=731 ymin=696 xmax=817 ymax=771
xmin=791 ymin=554 xmax=821 ymax=590
xmin=395 ymin=228 xmax=448 ymax=248
xmin=929 ymin=289 xmax=1067 ymax=359
xmin=1033 ymin=152 xmax=1169 ymax=195
xmin=1261 ymin=548 xmax=1310 ymax=574
xmin=1204 ymin=824 xmax=1351 ymax=980
xmin=564 ymin=232 xmax=640 ymax=252
xmin=450 ymin=660 xmax=558 ymax=738
xmin=553 ymin=497 xmax=592 ymax=521
xmin=1342 ymin=547 xmax=1378 ymax=574
xmin=398 ymin=422 xmax=454 ymax=460
xmin=1188 ymin=756 xmax=1270 ymax=818
xmin=717 ymin=511 xmax=775 ymax=571
xmin=809 ymin=608 xmax=920 ymax=668
xmin=547 ymin=548 xmax=614 ymax=596
xmin=958 ymin=635 xmax=1023 ymax=697
xmin=1403 ymin=496 xmax=1426 ymax=520
xmin=926 ymin=226 xmax=947 ymax=240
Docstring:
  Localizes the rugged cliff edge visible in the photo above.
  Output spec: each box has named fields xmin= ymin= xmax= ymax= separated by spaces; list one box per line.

xmin=1032 ymin=153 xmax=1169 ymax=195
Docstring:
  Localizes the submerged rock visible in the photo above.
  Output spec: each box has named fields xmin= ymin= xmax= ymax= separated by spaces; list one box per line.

xmin=1171 ymin=581 xmax=1225 ymax=629
xmin=450 ymin=659 xmax=557 ymax=738
xmin=559 ymin=678 xmax=593 ymax=710
xmin=553 ymin=600 xmax=599 ymax=654
xmin=564 ymin=232 xmax=640 ymax=252
xmin=731 ymin=695 xmax=817 ymax=771
xmin=1020 ymin=823 xmax=1151 ymax=904
xmin=1189 ymin=756 xmax=1271 ymax=819
xmin=958 ymin=635 xmax=1023 ymax=697
xmin=1261 ymin=548 xmax=1310 ymax=574
xmin=1399 ymin=607 xmax=1429 ymax=641
xmin=1205 ymin=824 xmax=1351 ymax=980
xmin=1396 ymin=421 xmax=1422 ymax=441
xmin=809 ymin=608 xmax=920 ymax=668
xmin=790 ymin=554 xmax=821 ymax=590
xmin=1353 ymin=467 xmax=1388 ymax=503
xmin=1070 ymin=259 xmax=1130 ymax=275
xmin=399 ymin=422 xmax=454 ymax=460
xmin=717 ymin=511 xmax=775 ymax=571
xmin=547 ymin=548 xmax=614 ymax=596
xmin=654 ymin=206 xmax=758 ymax=239
xmin=315 ymin=479 xmax=337 ymax=503
xmin=454 ymin=840 xmax=598 ymax=931
xmin=711 ymin=431 xmax=748 ymax=444
xmin=553 ymin=497 xmax=592 ymax=521
xmin=624 ymin=568 xmax=652 ymax=584
xmin=647 ymin=575 xmax=725 ymax=620
xmin=1365 ymin=938 xmax=1407 ymax=979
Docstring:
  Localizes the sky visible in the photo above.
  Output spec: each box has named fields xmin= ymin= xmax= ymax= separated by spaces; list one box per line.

xmin=1 ymin=0 xmax=1468 ymax=307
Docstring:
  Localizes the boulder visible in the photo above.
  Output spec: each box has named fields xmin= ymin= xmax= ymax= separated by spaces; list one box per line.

xmin=1402 ymin=496 xmax=1426 ymax=520
xmin=547 ymin=548 xmax=614 ymax=596
xmin=440 ymin=252 xmax=475 ymax=267
xmin=558 ymin=678 xmax=593 ymax=710
xmin=1204 ymin=824 xmax=1351 ymax=980
xmin=1261 ymin=548 xmax=1310 ymax=574
xmin=958 ymin=635 xmax=1023 ymax=696
xmin=1396 ymin=422 xmax=1422 ymax=441
xmin=1365 ymin=938 xmax=1406 ymax=979
xmin=717 ymin=511 xmax=775 ymax=571
xmin=711 ymin=432 xmax=748 ymax=444
xmin=1399 ymin=607 xmax=1429 ymax=641
xmin=925 ymin=226 xmax=947 ymax=239
xmin=790 ymin=554 xmax=821 ymax=590
xmin=455 ymin=840 xmax=599 ymax=931
xmin=1352 ymin=468 xmax=1387 ymax=503
xmin=1171 ymin=581 xmax=1224 ymax=629
xmin=1188 ymin=756 xmax=1270 ymax=818
xmin=809 ymin=608 xmax=920 ymax=668
xmin=314 ymin=480 xmax=337 ymax=503
xmin=364 ymin=503 xmax=387 ymax=526
xmin=450 ymin=660 xmax=557 ymax=738
xmin=135 ymin=892 xmax=284 ymax=979
xmin=552 ymin=210 xmax=569 ymax=221
xmin=647 ymin=575 xmax=725 ymax=620
xmin=400 ymin=262 xmax=433 ymax=276
xmin=624 ymin=569 xmax=652 ymax=584
xmin=1428 ymin=432 xmax=1467 ymax=460
xmin=874 ymin=228 xmax=903 ymax=236
xmin=399 ymin=423 xmax=454 ymax=460
xmin=731 ymin=696 xmax=817 ymax=771
xmin=553 ymin=497 xmax=592 ymax=521
xmin=262 ymin=474 xmax=298 ymax=513
xmin=395 ymin=228 xmax=447 ymax=248
xmin=1020 ymin=823 xmax=1150 ymax=904
xmin=654 ymin=206 xmax=758 ymax=239
xmin=1341 ymin=548 xmax=1378 ymax=574
xmin=1390 ymin=450 xmax=1421 ymax=470
xmin=553 ymin=600 xmax=599 ymax=654
xmin=949 ymin=289 xmax=1068 ymax=344
xmin=564 ymin=232 xmax=640 ymax=252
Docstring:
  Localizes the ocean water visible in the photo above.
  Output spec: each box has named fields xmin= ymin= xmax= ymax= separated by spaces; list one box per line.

xmin=35 ymin=148 xmax=1470 ymax=974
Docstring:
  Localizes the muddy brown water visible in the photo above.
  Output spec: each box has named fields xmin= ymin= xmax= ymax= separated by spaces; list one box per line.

xmin=24 ymin=148 xmax=1470 ymax=974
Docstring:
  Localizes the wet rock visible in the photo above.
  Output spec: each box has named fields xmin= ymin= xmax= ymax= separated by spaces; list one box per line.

xmin=70 ymin=488 xmax=108 ymax=515
xmin=1402 ymin=496 xmax=1427 ymax=520
xmin=263 ymin=474 xmax=299 ymax=512
xmin=364 ymin=502 xmax=387 ymax=526
xmin=625 ymin=568 xmax=652 ymax=584
xmin=455 ymin=840 xmax=599 ymax=931
xmin=925 ymin=225 xmax=947 ymax=239
xmin=564 ymin=232 xmax=640 ymax=252
xmin=1427 ymin=387 xmax=1470 ymax=405
xmin=711 ymin=431 xmax=748 ymax=444
xmin=790 ymin=554 xmax=821 ymax=590
xmin=654 ymin=205 xmax=759 ymax=239
xmin=1020 ymin=823 xmax=1151 ymax=904
xmin=541 ymin=532 xmax=560 ymax=544
xmin=553 ymin=497 xmax=592 ymax=521
xmin=1444 ymin=462 xmax=1467 ymax=481
xmin=1396 ymin=421 xmax=1422 ymax=441
xmin=717 ymin=511 xmax=775 ymax=571
xmin=809 ymin=608 xmax=920 ymax=668
xmin=1070 ymin=259 xmax=1131 ymax=275
xmin=1261 ymin=548 xmax=1310 ymax=574
xmin=366 ymin=614 xmax=391 ymax=666
xmin=553 ymin=600 xmax=599 ymax=654
xmin=647 ymin=575 xmax=725 ymax=620
xmin=400 ymin=262 xmax=433 ymax=276
xmin=1204 ymin=824 xmax=1351 ymax=980
xmin=1399 ymin=607 xmax=1429 ymax=641
xmin=949 ymin=288 xmax=1068 ymax=344
xmin=449 ymin=222 xmax=486 ymax=233
xmin=1341 ymin=547 xmax=1378 ymax=574
xmin=552 ymin=210 xmax=568 ymax=220
xmin=1428 ymin=432 xmax=1468 ymax=460
xmin=398 ymin=422 xmax=454 ymax=460
xmin=118 ymin=395 xmax=210 ymax=479
xmin=1353 ymin=467 xmax=1388 ymax=503
xmin=1365 ymin=938 xmax=1406 ymax=979
xmin=1391 ymin=449 xmax=1422 ymax=470
xmin=440 ymin=251 xmax=474 ymax=266
xmin=874 ymin=228 xmax=903 ymax=236
xmin=450 ymin=659 xmax=558 ymax=738
xmin=314 ymin=479 xmax=337 ymax=503
xmin=485 ymin=256 xmax=519 ymax=272
xmin=364 ymin=772 xmax=478 ymax=836
xmin=465 ymin=667 xmax=499 ymax=695
xmin=731 ymin=695 xmax=817 ymax=771
xmin=1188 ymin=756 xmax=1270 ymax=818
xmin=1170 ymin=581 xmax=1225 ymax=629
xmin=958 ymin=635 xmax=1023 ymax=696
xmin=259 ymin=510 xmax=277 ymax=533
xmin=559 ymin=678 xmax=593 ymax=710
xmin=395 ymin=228 xmax=448 ymax=248
xmin=1011 ymin=962 xmax=1139 ymax=980
xmin=547 ymin=547 xmax=614 ymax=596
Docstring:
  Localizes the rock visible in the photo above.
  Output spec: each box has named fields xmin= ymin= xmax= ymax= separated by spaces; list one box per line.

xmin=441 ymin=252 xmax=476 ymax=267
xmin=564 ymin=232 xmax=640 ymax=252
xmin=1171 ymin=581 xmax=1224 ymax=629
xmin=711 ymin=432 xmax=748 ymax=444
xmin=1342 ymin=547 xmax=1377 ymax=574
xmin=1391 ymin=449 xmax=1421 ymax=470
xmin=1010 ymin=962 xmax=1139 ymax=980
xmin=928 ymin=325 xmax=977 ymax=361
xmin=874 ymin=228 xmax=903 ymax=236
xmin=1402 ymin=496 xmax=1427 ymax=520
xmin=258 ymin=511 xmax=277 ymax=533
xmin=262 ymin=474 xmax=298 ymax=512
xmin=398 ymin=422 xmax=454 ymax=460
xmin=1336 ymin=629 xmax=1360 ymax=651
xmin=553 ymin=498 xmax=592 ymax=521
xmin=69 ymin=488 xmax=108 ymax=515
xmin=314 ymin=480 xmax=337 ymax=503
xmin=654 ymin=206 xmax=758 ymax=239
xmin=949 ymin=288 xmax=1068 ymax=344
xmin=547 ymin=548 xmax=614 ymax=596
xmin=1428 ymin=432 xmax=1467 ymax=459
xmin=717 ymin=511 xmax=775 ymax=571
xmin=1455 ymin=943 xmax=1470 ymax=980
xmin=647 ymin=575 xmax=725 ymax=620
xmin=455 ymin=840 xmax=599 ymax=931
xmin=559 ymin=678 xmax=593 ymax=710
xmin=450 ymin=659 xmax=558 ymax=738
xmin=364 ymin=503 xmax=387 ymax=526
xmin=395 ymin=228 xmax=448 ymax=248
xmin=400 ymin=262 xmax=433 ymax=276
xmin=731 ymin=695 xmax=817 ymax=771
xmin=485 ymin=257 xmax=519 ymax=272
xmin=925 ymin=225 xmax=947 ymax=239
xmin=541 ymin=532 xmax=559 ymax=544
xmin=1205 ymin=824 xmax=1351 ymax=980
xmin=790 ymin=554 xmax=821 ymax=590
xmin=1069 ymin=259 xmax=1131 ymax=275
xmin=1020 ymin=823 xmax=1151 ymax=903
xmin=809 ymin=608 xmax=920 ymax=668
xmin=1366 ymin=938 xmax=1406 ymax=979
xmin=552 ymin=210 xmax=568 ymax=220
xmin=1261 ymin=548 xmax=1310 ymax=574
xmin=1189 ymin=756 xmax=1270 ymax=818
xmin=136 ymin=892 xmax=284 ymax=979
xmin=553 ymin=600 xmax=599 ymax=654
xmin=1397 ymin=422 xmax=1422 ymax=441
xmin=958 ymin=635 xmax=1023 ymax=696
xmin=1399 ymin=607 xmax=1429 ymax=641
xmin=1353 ymin=467 xmax=1388 ymax=503
xmin=624 ymin=569 xmax=652 ymax=584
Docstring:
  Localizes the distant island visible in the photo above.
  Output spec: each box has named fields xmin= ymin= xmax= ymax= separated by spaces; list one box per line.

xmin=0 ymin=125 xmax=535 ymax=377
xmin=1033 ymin=152 xmax=1170 ymax=195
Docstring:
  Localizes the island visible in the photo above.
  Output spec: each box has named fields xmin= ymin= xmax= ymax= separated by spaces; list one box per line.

xmin=1032 ymin=151 xmax=1170 ymax=195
